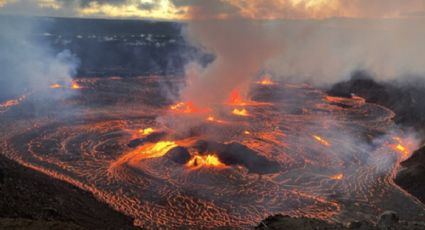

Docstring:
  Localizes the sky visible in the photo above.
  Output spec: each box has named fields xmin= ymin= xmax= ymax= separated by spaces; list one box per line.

xmin=0 ymin=0 xmax=425 ymax=20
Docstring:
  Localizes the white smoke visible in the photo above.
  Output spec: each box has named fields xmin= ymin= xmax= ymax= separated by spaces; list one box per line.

xmin=169 ymin=0 xmax=425 ymax=108
xmin=265 ymin=18 xmax=425 ymax=85
xmin=0 ymin=16 xmax=79 ymax=100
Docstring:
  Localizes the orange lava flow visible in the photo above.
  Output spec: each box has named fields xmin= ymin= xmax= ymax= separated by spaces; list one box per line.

xmin=111 ymin=141 xmax=178 ymax=170
xmin=186 ymin=154 xmax=226 ymax=169
xmin=71 ymin=81 xmax=82 ymax=89
xmin=0 ymin=95 xmax=26 ymax=112
xmin=206 ymin=115 xmax=226 ymax=124
xmin=207 ymin=115 xmax=215 ymax=121
xmin=232 ymin=108 xmax=249 ymax=117
xmin=312 ymin=135 xmax=331 ymax=146
xmin=390 ymin=137 xmax=411 ymax=159
xmin=330 ymin=173 xmax=344 ymax=180
xmin=228 ymin=89 xmax=272 ymax=107
xmin=257 ymin=79 xmax=274 ymax=86
xmin=50 ymin=83 xmax=62 ymax=89
xmin=170 ymin=101 xmax=208 ymax=114
xmin=1 ymin=99 xmax=19 ymax=108
xmin=141 ymin=141 xmax=178 ymax=159
xmin=228 ymin=89 xmax=246 ymax=105
xmin=110 ymin=139 xmax=199 ymax=173
xmin=138 ymin=127 xmax=155 ymax=136
xmin=325 ymin=95 xmax=366 ymax=106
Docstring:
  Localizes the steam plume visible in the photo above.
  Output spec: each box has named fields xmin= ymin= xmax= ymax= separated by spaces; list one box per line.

xmin=0 ymin=16 xmax=79 ymax=101
xmin=180 ymin=16 xmax=425 ymax=107
xmin=181 ymin=19 xmax=279 ymax=107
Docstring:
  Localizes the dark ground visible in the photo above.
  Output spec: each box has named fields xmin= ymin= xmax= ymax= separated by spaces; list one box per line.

xmin=256 ymin=213 xmax=425 ymax=230
xmin=0 ymin=154 xmax=136 ymax=230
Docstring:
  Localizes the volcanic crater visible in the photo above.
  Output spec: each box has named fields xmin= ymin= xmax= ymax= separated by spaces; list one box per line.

xmin=1 ymin=76 xmax=424 ymax=228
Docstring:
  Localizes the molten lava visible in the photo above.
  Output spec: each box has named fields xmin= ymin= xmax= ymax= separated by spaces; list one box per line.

xmin=141 ymin=141 xmax=178 ymax=159
xmin=139 ymin=127 xmax=155 ymax=136
xmin=390 ymin=137 xmax=412 ymax=159
xmin=0 ymin=95 xmax=27 ymax=113
xmin=206 ymin=115 xmax=225 ymax=124
xmin=170 ymin=101 xmax=208 ymax=114
xmin=330 ymin=174 xmax=344 ymax=180
xmin=232 ymin=108 xmax=249 ymax=116
xmin=4 ymin=77 xmax=425 ymax=229
xmin=186 ymin=154 xmax=226 ymax=169
xmin=325 ymin=95 xmax=366 ymax=107
xmin=1 ymin=99 xmax=19 ymax=108
xmin=228 ymin=89 xmax=272 ymax=107
xmin=50 ymin=83 xmax=62 ymax=89
xmin=71 ymin=81 xmax=82 ymax=89
xmin=312 ymin=135 xmax=331 ymax=146
xmin=257 ymin=78 xmax=274 ymax=86
xmin=228 ymin=89 xmax=246 ymax=105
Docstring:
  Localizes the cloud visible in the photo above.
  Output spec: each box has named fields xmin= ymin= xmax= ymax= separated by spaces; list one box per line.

xmin=1 ymin=0 xmax=425 ymax=20
xmin=0 ymin=16 xmax=79 ymax=100
xmin=170 ymin=0 xmax=425 ymax=20
xmin=0 ymin=0 xmax=175 ymax=19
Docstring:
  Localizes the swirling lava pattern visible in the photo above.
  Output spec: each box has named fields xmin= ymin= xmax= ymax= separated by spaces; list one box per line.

xmin=0 ymin=77 xmax=424 ymax=229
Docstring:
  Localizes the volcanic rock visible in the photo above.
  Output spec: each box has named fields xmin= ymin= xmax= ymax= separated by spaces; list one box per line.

xmin=165 ymin=146 xmax=191 ymax=164
xmin=219 ymin=142 xmax=280 ymax=174
xmin=192 ymin=140 xmax=225 ymax=154
xmin=328 ymin=71 xmax=425 ymax=128
xmin=0 ymin=154 xmax=136 ymax=229
xmin=395 ymin=146 xmax=425 ymax=204
xmin=256 ymin=213 xmax=425 ymax=230
xmin=127 ymin=138 xmax=144 ymax=148
xmin=127 ymin=132 xmax=167 ymax=148
xmin=0 ymin=168 xmax=3 ymax=184
xmin=256 ymin=214 xmax=347 ymax=230
xmin=0 ymin=218 xmax=83 ymax=230
xmin=144 ymin=132 xmax=167 ymax=143
xmin=378 ymin=211 xmax=399 ymax=229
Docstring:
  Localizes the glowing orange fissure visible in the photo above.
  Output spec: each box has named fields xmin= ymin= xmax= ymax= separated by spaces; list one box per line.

xmin=312 ymin=135 xmax=331 ymax=146
xmin=50 ymin=81 xmax=82 ymax=90
xmin=390 ymin=137 xmax=411 ymax=159
xmin=120 ymin=138 xmax=226 ymax=170
xmin=139 ymin=141 xmax=178 ymax=159
xmin=228 ymin=89 xmax=272 ymax=108
xmin=0 ymin=95 xmax=27 ymax=112
xmin=206 ymin=115 xmax=226 ymax=124
xmin=71 ymin=82 xmax=82 ymax=89
xmin=50 ymin=83 xmax=62 ymax=89
xmin=139 ymin=127 xmax=155 ymax=136
xmin=330 ymin=173 xmax=344 ymax=180
xmin=186 ymin=154 xmax=226 ymax=169
xmin=232 ymin=108 xmax=249 ymax=116
xmin=170 ymin=101 xmax=210 ymax=114
xmin=257 ymin=78 xmax=274 ymax=86
xmin=228 ymin=89 xmax=249 ymax=106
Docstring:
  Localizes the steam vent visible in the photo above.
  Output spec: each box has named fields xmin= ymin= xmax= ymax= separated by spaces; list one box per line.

xmin=2 ymin=2 xmax=425 ymax=230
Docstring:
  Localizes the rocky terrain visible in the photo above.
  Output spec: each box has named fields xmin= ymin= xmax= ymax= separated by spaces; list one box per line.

xmin=0 ymin=154 xmax=136 ymax=230
xmin=395 ymin=146 xmax=425 ymax=203
xmin=257 ymin=211 xmax=425 ymax=230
